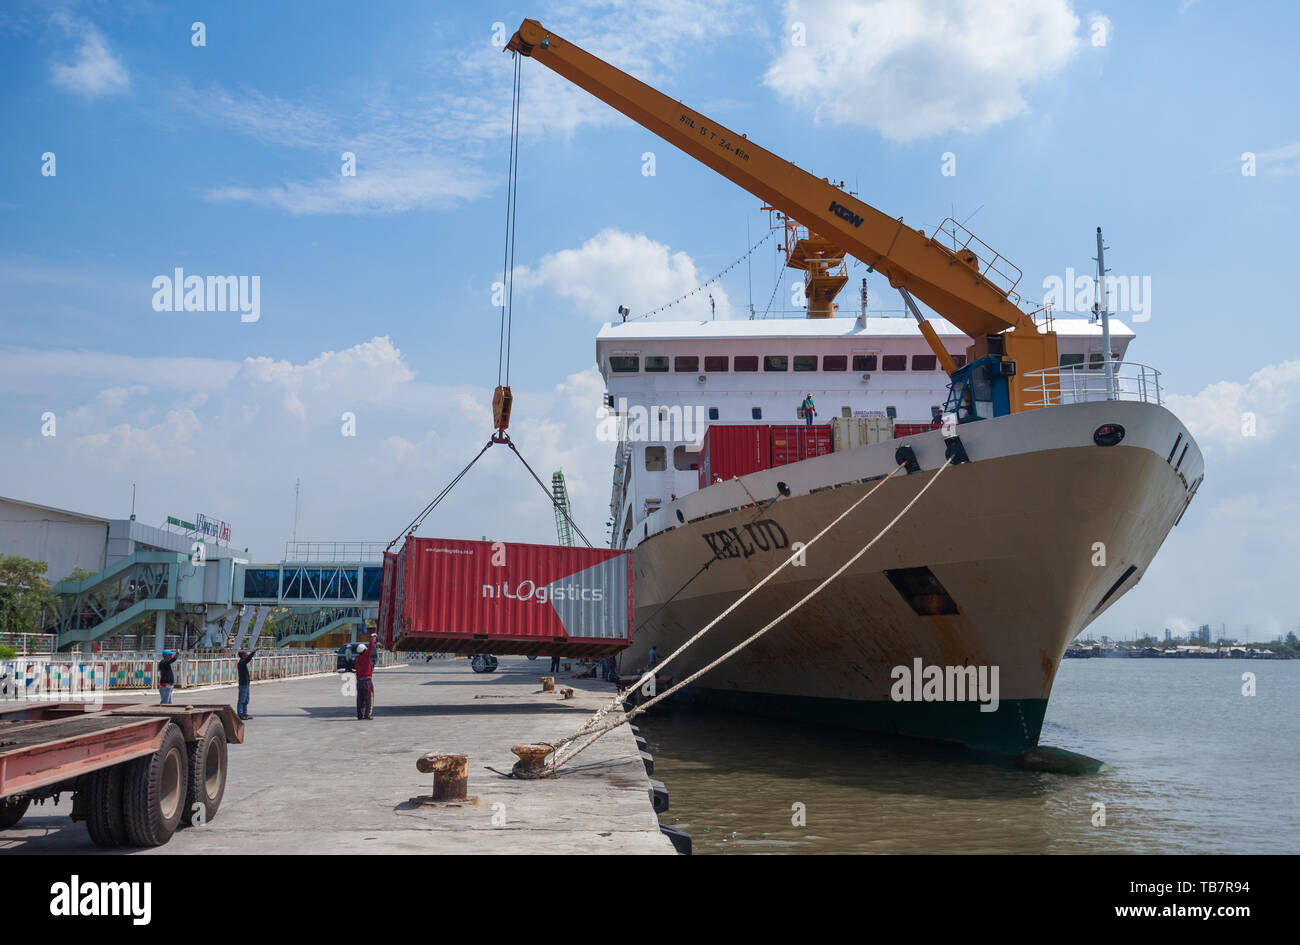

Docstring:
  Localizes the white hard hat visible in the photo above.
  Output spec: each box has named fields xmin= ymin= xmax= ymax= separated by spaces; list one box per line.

xmin=357 ymin=643 xmax=368 ymax=653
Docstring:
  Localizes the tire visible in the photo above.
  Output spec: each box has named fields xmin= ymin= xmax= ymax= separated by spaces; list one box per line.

xmin=85 ymin=765 xmax=128 ymax=846
xmin=123 ymin=723 xmax=188 ymax=846
xmin=0 ymin=796 xmax=29 ymax=829
xmin=182 ymin=722 xmax=227 ymax=827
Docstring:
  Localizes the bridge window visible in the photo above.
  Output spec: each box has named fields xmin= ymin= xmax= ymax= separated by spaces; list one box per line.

xmin=708 ymin=407 xmax=719 ymax=420
xmin=1061 ymin=353 xmax=1085 ymax=369
xmin=362 ymin=567 xmax=383 ymax=601
xmin=609 ymin=355 xmax=639 ymax=373
xmin=674 ymin=355 xmax=699 ymax=372
xmin=243 ymin=568 xmax=279 ymax=599
xmin=952 ymin=354 xmax=967 ymax=368
xmin=734 ymin=356 xmax=759 ymax=372
xmin=823 ymin=355 xmax=848 ymax=371
xmin=852 ymin=354 xmax=877 ymax=371
xmin=764 ymin=355 xmax=788 ymax=372
xmin=752 ymin=407 xmax=763 ymax=420
xmin=673 ymin=446 xmax=698 ymax=471
xmin=645 ymin=446 xmax=666 ymax=471
xmin=882 ymin=355 xmax=908 ymax=372
xmin=912 ymin=354 xmax=938 ymax=371
xmin=329 ymin=569 xmax=359 ymax=599
xmin=793 ymin=355 xmax=817 ymax=372
xmin=704 ymin=355 xmax=729 ymax=372
xmin=645 ymin=356 xmax=669 ymax=372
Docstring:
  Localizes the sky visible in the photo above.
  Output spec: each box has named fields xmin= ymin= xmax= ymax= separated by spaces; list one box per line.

xmin=1 ymin=0 xmax=1297 ymax=642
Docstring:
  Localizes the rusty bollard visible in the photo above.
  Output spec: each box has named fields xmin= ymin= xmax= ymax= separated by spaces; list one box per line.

xmin=511 ymin=743 xmax=555 ymax=779
xmin=416 ymin=753 xmax=469 ymax=801
xmin=540 ymin=676 xmax=555 ymax=692
xmin=560 ymin=687 xmax=575 ymax=700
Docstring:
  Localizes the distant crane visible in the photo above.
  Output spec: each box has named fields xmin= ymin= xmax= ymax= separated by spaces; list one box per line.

xmin=551 ymin=470 xmax=575 ymax=546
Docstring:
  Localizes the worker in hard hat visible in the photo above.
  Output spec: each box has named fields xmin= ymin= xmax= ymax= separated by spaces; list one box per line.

xmin=158 ymin=649 xmax=179 ymax=705
xmin=355 ymin=643 xmax=374 ymax=720
xmin=801 ymin=393 xmax=817 ymax=426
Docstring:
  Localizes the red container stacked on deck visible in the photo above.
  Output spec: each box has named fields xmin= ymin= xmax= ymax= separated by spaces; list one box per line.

xmin=769 ymin=424 xmax=833 ymax=467
xmin=697 ymin=424 xmax=771 ymax=489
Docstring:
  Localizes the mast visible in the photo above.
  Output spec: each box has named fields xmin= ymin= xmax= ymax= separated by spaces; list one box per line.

xmin=1093 ymin=227 xmax=1116 ymax=400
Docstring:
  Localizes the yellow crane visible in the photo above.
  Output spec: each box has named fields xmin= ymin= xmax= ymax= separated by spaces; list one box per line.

xmin=506 ymin=19 xmax=1060 ymax=417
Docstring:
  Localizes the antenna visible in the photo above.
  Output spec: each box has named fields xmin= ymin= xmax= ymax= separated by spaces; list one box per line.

xmin=130 ymin=482 xmax=136 ymax=521
xmin=292 ymin=478 xmax=301 ymax=543
xmin=1092 ymin=227 xmax=1116 ymax=400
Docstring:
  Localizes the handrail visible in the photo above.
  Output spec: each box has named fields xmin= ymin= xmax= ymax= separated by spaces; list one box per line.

xmin=1022 ymin=361 xmax=1163 ymax=408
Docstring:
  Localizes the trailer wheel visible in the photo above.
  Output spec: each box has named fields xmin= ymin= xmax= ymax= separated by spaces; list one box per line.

xmin=123 ymin=723 xmax=188 ymax=846
xmin=85 ymin=764 xmax=128 ymax=846
xmin=0 ymin=797 xmax=29 ymax=829
xmin=182 ymin=722 xmax=227 ymax=827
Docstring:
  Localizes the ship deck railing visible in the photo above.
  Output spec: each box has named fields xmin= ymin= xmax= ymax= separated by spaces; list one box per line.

xmin=1023 ymin=361 xmax=1163 ymax=408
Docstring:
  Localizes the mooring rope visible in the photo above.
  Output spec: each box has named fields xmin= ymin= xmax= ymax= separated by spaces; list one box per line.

xmin=547 ymin=459 xmax=919 ymax=761
xmin=547 ymin=457 xmax=954 ymax=772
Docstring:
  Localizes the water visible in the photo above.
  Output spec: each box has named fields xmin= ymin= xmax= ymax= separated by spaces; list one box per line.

xmin=637 ymin=658 xmax=1299 ymax=854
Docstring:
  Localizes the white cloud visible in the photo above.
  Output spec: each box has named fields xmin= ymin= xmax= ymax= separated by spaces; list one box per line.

xmin=3 ymin=338 xmax=616 ymax=558
xmin=49 ymin=14 xmax=129 ymax=100
xmin=1164 ymin=359 xmax=1300 ymax=448
xmin=764 ymin=0 xmax=1081 ymax=141
xmin=514 ymin=228 xmax=735 ymax=322
xmin=1251 ymin=142 xmax=1300 ymax=177
xmin=188 ymin=2 xmax=752 ymax=214
xmin=205 ymin=159 xmax=492 ymax=215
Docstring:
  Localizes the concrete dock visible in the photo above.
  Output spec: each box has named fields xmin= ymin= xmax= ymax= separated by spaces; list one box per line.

xmin=1 ymin=657 xmax=675 ymax=855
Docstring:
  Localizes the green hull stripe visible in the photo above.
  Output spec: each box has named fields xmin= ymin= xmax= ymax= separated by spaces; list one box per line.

xmin=682 ymin=687 xmax=1049 ymax=755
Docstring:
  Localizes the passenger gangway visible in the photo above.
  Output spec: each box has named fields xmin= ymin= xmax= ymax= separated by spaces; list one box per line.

xmin=44 ymin=543 xmax=385 ymax=653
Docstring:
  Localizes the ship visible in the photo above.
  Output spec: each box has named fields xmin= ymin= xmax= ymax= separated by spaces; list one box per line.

xmin=596 ymin=298 xmax=1202 ymax=754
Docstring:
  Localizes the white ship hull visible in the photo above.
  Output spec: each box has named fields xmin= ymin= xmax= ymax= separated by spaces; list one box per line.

xmin=620 ymin=400 xmax=1203 ymax=753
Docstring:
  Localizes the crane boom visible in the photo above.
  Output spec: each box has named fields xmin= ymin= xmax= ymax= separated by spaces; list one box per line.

xmin=506 ymin=19 xmax=1058 ymax=413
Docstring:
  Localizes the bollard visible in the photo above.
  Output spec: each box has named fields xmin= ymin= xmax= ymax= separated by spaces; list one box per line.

xmin=540 ymin=676 xmax=555 ymax=692
xmin=510 ymin=743 xmax=555 ymax=779
xmin=416 ymin=753 xmax=469 ymax=801
xmin=560 ymin=687 xmax=574 ymax=699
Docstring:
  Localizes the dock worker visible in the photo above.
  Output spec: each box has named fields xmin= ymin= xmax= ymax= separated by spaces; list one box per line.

xmin=355 ymin=643 xmax=374 ymax=720
xmin=549 ymin=652 xmax=561 ymax=673
xmin=158 ymin=649 xmax=179 ymax=705
xmin=801 ymin=393 xmax=817 ymax=426
xmin=646 ymin=645 xmax=658 ymax=670
xmin=236 ymin=647 xmax=258 ymax=720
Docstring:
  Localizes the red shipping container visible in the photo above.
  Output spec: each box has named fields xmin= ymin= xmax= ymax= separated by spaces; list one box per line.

xmin=385 ymin=537 xmax=633 ymax=657
xmin=769 ymin=424 xmax=833 ymax=467
xmin=698 ymin=424 xmax=770 ymax=489
xmin=377 ymin=551 xmax=398 ymax=648
xmin=893 ymin=421 xmax=943 ymax=438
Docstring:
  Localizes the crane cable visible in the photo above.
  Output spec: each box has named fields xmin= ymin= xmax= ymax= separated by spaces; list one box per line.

xmin=547 ymin=457 xmax=953 ymax=773
xmin=388 ymin=55 xmax=594 ymax=552
xmin=498 ymin=51 xmax=522 ymax=388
